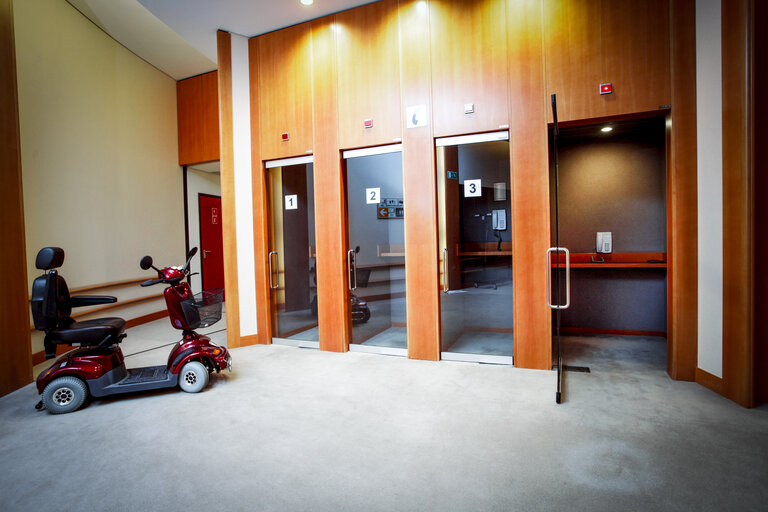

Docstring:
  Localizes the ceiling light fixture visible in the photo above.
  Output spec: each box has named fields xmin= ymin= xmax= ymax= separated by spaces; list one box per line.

xmin=601 ymin=126 xmax=613 ymax=133
xmin=300 ymin=0 xmax=314 ymax=5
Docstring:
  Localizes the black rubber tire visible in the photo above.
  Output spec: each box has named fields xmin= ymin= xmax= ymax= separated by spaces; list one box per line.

xmin=361 ymin=308 xmax=371 ymax=323
xmin=179 ymin=361 xmax=209 ymax=393
xmin=42 ymin=376 xmax=88 ymax=414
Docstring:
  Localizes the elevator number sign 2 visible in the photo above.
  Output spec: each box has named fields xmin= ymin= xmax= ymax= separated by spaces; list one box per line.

xmin=366 ymin=187 xmax=381 ymax=204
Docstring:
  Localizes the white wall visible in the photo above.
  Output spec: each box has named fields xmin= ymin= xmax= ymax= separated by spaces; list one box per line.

xmin=14 ymin=0 xmax=183 ymax=353
xmin=186 ymin=166 xmax=221 ymax=295
xmin=229 ymin=33 xmax=258 ymax=336
xmin=695 ymin=0 xmax=723 ymax=378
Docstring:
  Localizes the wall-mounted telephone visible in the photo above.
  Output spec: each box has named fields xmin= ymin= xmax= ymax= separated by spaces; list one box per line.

xmin=492 ymin=209 xmax=507 ymax=231
xmin=596 ymin=232 xmax=612 ymax=253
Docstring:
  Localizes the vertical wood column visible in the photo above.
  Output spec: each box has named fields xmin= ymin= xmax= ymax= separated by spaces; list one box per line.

xmin=311 ymin=16 xmax=349 ymax=352
xmin=507 ymin=0 xmax=551 ymax=370
xmin=248 ymin=36 xmax=272 ymax=345
xmin=216 ymin=30 xmax=243 ymax=348
xmin=398 ymin=0 xmax=440 ymax=361
xmin=755 ymin=0 xmax=767 ymax=405
xmin=721 ymin=0 xmax=754 ymax=407
xmin=0 ymin=0 xmax=32 ymax=395
xmin=667 ymin=0 xmax=698 ymax=381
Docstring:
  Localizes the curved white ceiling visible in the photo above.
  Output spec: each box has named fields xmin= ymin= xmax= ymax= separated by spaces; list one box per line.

xmin=67 ymin=0 xmax=379 ymax=80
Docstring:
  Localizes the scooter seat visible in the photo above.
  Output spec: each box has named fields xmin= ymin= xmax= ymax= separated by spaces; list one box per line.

xmin=49 ymin=317 xmax=126 ymax=346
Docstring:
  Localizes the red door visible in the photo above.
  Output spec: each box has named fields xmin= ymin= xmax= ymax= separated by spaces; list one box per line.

xmin=199 ymin=194 xmax=225 ymax=298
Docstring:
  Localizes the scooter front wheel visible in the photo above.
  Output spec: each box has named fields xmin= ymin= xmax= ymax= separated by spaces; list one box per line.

xmin=179 ymin=361 xmax=209 ymax=393
xmin=42 ymin=376 xmax=88 ymax=414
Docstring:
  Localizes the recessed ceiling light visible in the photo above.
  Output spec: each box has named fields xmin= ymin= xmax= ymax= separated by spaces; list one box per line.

xmin=601 ymin=126 xmax=613 ymax=133
xmin=300 ymin=0 xmax=314 ymax=5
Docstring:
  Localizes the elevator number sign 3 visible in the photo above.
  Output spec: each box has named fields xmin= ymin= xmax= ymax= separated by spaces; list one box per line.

xmin=285 ymin=195 xmax=298 ymax=210
xmin=464 ymin=179 xmax=481 ymax=197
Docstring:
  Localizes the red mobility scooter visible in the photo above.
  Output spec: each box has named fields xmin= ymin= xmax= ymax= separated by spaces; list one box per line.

xmin=33 ymin=247 xmax=231 ymax=414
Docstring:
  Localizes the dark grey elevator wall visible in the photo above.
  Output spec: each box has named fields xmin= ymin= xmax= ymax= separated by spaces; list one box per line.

xmin=550 ymin=119 xmax=667 ymax=334
xmin=552 ymin=129 xmax=667 ymax=253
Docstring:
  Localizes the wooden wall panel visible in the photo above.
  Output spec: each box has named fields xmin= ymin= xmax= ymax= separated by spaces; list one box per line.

xmin=312 ymin=16 xmax=349 ymax=352
xmin=216 ymin=31 xmax=243 ymax=348
xmin=398 ymin=0 xmax=440 ymax=361
xmin=248 ymin=36 xmax=272 ymax=345
xmin=336 ymin=0 xmax=402 ymax=149
xmin=667 ymin=0 xmax=697 ymax=381
xmin=429 ymin=0 xmax=509 ymax=137
xmin=508 ymin=0 xmax=552 ymax=370
xmin=721 ymin=0 xmax=754 ymax=407
xmin=258 ymin=23 xmax=314 ymax=161
xmin=177 ymin=70 xmax=220 ymax=165
xmin=543 ymin=0 xmax=603 ymax=123
xmin=755 ymin=0 xmax=767 ymax=405
xmin=0 ymin=0 xmax=33 ymax=396
xmin=544 ymin=0 xmax=671 ymax=123
xmin=601 ymin=0 xmax=670 ymax=116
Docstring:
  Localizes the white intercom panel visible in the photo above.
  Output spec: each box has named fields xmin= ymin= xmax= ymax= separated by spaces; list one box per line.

xmin=596 ymin=232 xmax=613 ymax=253
xmin=492 ymin=209 xmax=507 ymax=231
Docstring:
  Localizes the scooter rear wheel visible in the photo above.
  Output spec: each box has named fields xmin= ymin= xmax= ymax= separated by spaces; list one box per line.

xmin=179 ymin=361 xmax=209 ymax=393
xmin=42 ymin=376 xmax=88 ymax=414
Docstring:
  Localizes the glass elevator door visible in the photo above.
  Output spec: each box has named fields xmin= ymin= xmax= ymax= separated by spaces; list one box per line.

xmin=267 ymin=161 xmax=319 ymax=347
xmin=436 ymin=132 xmax=514 ymax=365
xmin=343 ymin=146 xmax=407 ymax=355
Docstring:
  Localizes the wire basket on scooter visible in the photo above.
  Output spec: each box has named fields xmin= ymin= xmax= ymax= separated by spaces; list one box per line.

xmin=180 ymin=288 xmax=223 ymax=329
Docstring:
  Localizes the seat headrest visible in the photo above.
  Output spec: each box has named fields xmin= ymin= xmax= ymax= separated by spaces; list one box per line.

xmin=36 ymin=247 xmax=65 ymax=270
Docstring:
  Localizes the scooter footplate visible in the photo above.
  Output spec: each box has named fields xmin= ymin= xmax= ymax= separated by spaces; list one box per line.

xmin=121 ymin=366 xmax=169 ymax=384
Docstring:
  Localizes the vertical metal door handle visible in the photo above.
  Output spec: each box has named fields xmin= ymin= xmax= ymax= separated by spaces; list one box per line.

xmin=347 ymin=249 xmax=357 ymax=291
xmin=546 ymin=247 xmax=570 ymax=309
xmin=268 ymin=251 xmax=279 ymax=290
xmin=442 ymin=248 xmax=448 ymax=293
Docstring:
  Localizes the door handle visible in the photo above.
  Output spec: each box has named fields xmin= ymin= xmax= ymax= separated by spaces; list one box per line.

xmin=268 ymin=251 xmax=279 ymax=290
xmin=202 ymin=249 xmax=212 ymax=259
xmin=442 ymin=247 xmax=448 ymax=293
xmin=546 ymin=247 xmax=570 ymax=310
xmin=347 ymin=249 xmax=357 ymax=291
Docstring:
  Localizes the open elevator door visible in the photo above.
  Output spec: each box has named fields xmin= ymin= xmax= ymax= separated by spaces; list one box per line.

xmin=550 ymin=94 xmax=569 ymax=404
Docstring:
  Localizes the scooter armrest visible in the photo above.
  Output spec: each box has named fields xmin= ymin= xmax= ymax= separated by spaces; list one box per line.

xmin=69 ymin=295 xmax=118 ymax=307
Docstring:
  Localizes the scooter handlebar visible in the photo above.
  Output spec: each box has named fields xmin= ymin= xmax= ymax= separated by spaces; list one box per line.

xmin=140 ymin=278 xmax=164 ymax=287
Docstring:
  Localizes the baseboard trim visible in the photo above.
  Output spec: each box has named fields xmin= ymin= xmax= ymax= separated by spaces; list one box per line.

xmin=240 ymin=334 xmax=261 ymax=346
xmin=125 ymin=310 xmax=169 ymax=329
xmin=31 ymin=310 xmax=169 ymax=366
xmin=558 ymin=327 xmax=667 ymax=338
xmin=31 ymin=344 xmax=74 ymax=366
xmin=696 ymin=367 xmax=725 ymax=395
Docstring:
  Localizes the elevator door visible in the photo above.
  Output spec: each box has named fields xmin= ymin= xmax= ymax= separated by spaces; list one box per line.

xmin=267 ymin=162 xmax=319 ymax=347
xmin=436 ymin=133 xmax=514 ymax=364
xmin=343 ymin=147 xmax=407 ymax=355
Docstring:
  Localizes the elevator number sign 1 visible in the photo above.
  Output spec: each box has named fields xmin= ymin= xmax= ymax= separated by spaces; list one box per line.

xmin=285 ymin=195 xmax=298 ymax=210
xmin=464 ymin=179 xmax=481 ymax=197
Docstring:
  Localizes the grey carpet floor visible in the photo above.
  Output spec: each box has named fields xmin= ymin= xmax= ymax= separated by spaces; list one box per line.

xmin=2 ymin=330 xmax=767 ymax=511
